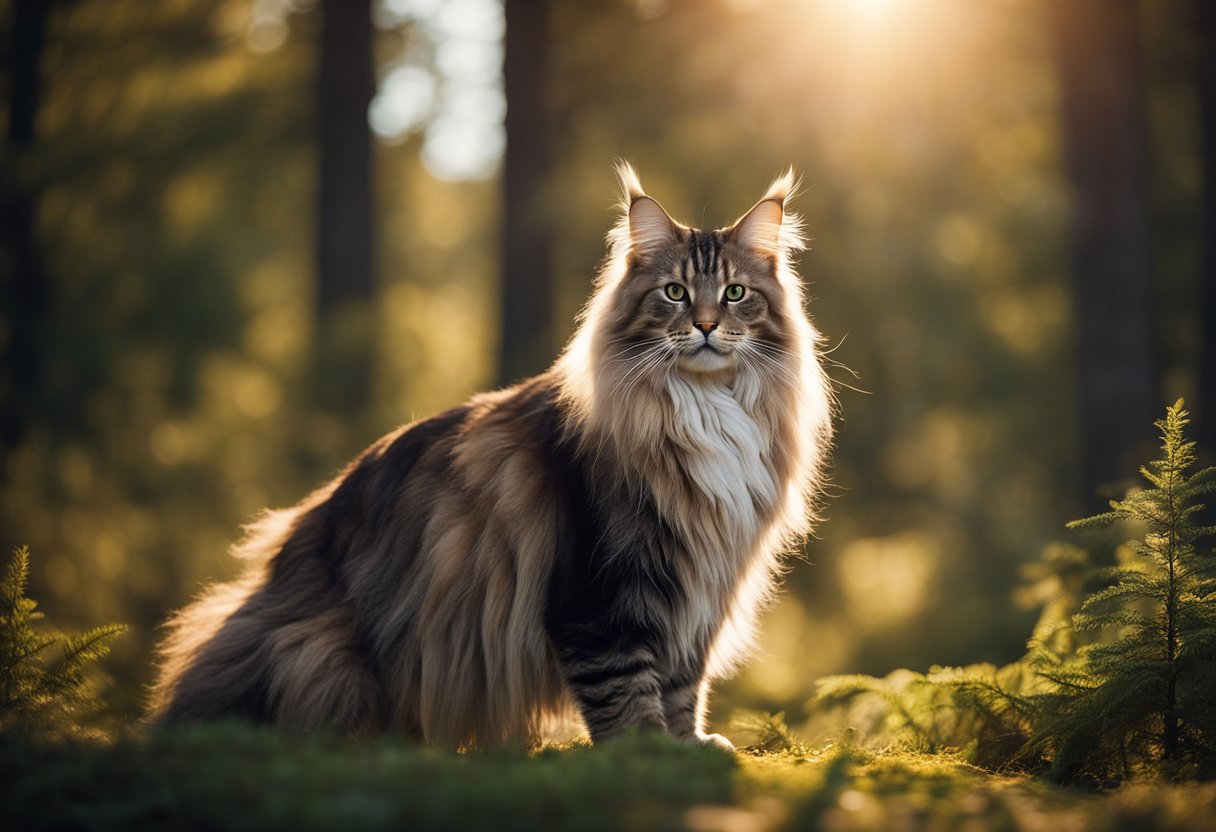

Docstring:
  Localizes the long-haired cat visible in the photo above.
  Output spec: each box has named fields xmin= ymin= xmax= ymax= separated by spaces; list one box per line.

xmin=150 ymin=164 xmax=834 ymax=748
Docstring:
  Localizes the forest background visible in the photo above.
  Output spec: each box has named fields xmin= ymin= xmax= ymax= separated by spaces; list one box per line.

xmin=1 ymin=0 xmax=1214 ymax=744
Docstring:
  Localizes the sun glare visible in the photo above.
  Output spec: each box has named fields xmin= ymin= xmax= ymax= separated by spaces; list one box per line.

xmin=850 ymin=0 xmax=897 ymax=17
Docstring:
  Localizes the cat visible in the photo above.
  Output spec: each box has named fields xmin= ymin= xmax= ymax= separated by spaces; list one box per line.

xmin=150 ymin=164 xmax=834 ymax=749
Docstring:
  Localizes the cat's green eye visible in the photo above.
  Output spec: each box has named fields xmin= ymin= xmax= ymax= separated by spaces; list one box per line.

xmin=724 ymin=284 xmax=746 ymax=302
xmin=664 ymin=283 xmax=687 ymax=302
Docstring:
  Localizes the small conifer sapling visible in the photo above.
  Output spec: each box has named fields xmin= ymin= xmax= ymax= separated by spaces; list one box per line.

xmin=1034 ymin=400 xmax=1216 ymax=778
xmin=0 ymin=546 xmax=126 ymax=737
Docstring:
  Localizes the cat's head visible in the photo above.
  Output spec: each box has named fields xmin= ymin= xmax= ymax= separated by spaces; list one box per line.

xmin=588 ymin=162 xmax=808 ymax=384
xmin=561 ymin=164 xmax=833 ymax=538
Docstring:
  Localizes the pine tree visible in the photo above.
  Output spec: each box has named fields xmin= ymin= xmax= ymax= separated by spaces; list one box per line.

xmin=0 ymin=546 xmax=126 ymax=738
xmin=1028 ymin=399 xmax=1216 ymax=780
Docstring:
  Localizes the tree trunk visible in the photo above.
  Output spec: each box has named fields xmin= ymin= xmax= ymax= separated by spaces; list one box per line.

xmin=1051 ymin=0 xmax=1158 ymax=505
xmin=1198 ymin=0 xmax=1216 ymax=465
xmin=499 ymin=0 xmax=554 ymax=386
xmin=1 ymin=0 xmax=50 ymax=454
xmin=315 ymin=0 xmax=375 ymax=409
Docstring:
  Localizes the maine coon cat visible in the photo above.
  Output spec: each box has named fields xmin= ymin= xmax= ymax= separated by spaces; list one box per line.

xmin=151 ymin=164 xmax=834 ymax=748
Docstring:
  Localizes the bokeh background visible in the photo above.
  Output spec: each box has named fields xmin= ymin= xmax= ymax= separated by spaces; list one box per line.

xmin=1 ymin=0 xmax=1213 ymax=734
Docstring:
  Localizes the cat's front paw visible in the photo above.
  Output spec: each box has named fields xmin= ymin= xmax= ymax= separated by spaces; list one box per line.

xmin=696 ymin=732 xmax=735 ymax=752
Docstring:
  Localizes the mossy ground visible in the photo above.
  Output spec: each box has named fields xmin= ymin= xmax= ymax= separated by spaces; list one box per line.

xmin=5 ymin=726 xmax=1216 ymax=831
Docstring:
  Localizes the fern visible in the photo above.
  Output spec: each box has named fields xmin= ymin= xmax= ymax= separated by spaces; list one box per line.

xmin=729 ymin=710 xmax=810 ymax=755
xmin=0 ymin=546 xmax=126 ymax=738
xmin=812 ymin=663 xmax=1039 ymax=768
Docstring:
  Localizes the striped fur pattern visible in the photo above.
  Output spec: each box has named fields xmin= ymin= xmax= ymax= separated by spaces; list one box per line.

xmin=150 ymin=165 xmax=834 ymax=748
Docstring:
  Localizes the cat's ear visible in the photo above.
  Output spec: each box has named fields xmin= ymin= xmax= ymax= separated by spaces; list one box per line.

xmin=629 ymin=197 xmax=679 ymax=255
xmin=731 ymin=169 xmax=805 ymax=256
xmin=615 ymin=161 xmax=678 ymax=256
xmin=733 ymin=199 xmax=784 ymax=254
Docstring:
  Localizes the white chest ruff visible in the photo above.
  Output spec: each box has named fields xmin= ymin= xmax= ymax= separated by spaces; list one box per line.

xmin=664 ymin=376 xmax=778 ymax=551
xmin=654 ymin=375 xmax=781 ymax=668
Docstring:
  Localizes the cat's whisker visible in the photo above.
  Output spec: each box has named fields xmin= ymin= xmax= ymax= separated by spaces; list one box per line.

xmin=821 ymin=356 xmax=861 ymax=379
xmin=620 ymin=344 xmax=675 ymax=399
xmin=609 ymin=337 xmax=670 ymax=363
xmin=619 ymin=342 xmax=668 ymax=378
xmin=610 ymin=343 xmax=672 ymax=399
xmin=737 ymin=343 xmax=800 ymax=387
xmin=753 ymin=339 xmax=863 ymax=384
xmin=746 ymin=341 xmax=857 ymax=390
xmin=610 ymin=340 xmax=666 ymax=372
xmin=821 ymin=332 xmax=850 ymax=355
xmin=748 ymin=341 xmax=795 ymax=358
xmin=825 ymin=375 xmax=872 ymax=395
xmin=756 ymin=345 xmax=865 ymax=394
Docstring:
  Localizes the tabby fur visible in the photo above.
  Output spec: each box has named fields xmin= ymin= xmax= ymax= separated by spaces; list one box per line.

xmin=150 ymin=164 xmax=834 ymax=748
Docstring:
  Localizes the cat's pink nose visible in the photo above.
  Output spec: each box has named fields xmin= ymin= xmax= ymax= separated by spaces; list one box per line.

xmin=693 ymin=321 xmax=718 ymax=334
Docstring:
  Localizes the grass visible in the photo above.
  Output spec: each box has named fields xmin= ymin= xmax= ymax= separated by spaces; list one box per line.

xmin=4 ymin=725 xmax=1216 ymax=831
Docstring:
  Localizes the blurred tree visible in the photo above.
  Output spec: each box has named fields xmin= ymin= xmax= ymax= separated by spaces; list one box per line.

xmin=1051 ymin=0 xmax=1158 ymax=504
xmin=1198 ymin=0 xmax=1216 ymax=464
xmin=0 ymin=0 xmax=320 ymax=716
xmin=499 ymin=0 xmax=554 ymax=385
xmin=0 ymin=0 xmax=51 ymax=459
xmin=315 ymin=0 xmax=375 ymax=407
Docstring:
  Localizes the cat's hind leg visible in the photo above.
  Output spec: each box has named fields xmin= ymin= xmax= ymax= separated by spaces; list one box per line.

xmin=557 ymin=644 xmax=667 ymax=741
xmin=257 ymin=605 xmax=383 ymax=735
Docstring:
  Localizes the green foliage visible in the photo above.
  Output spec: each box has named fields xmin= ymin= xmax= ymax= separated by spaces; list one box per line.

xmin=813 ymin=664 xmax=1040 ymax=771
xmin=730 ymin=710 xmax=811 ymax=755
xmin=1017 ymin=542 xmax=1095 ymax=659
xmin=0 ymin=546 xmax=126 ymax=739
xmin=811 ymin=400 xmax=1216 ymax=783
xmin=1028 ymin=400 xmax=1216 ymax=781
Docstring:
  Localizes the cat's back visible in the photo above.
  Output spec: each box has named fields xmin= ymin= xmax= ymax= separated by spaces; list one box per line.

xmin=330 ymin=370 xmax=570 ymax=558
xmin=331 ymin=368 xmax=575 ymax=624
xmin=328 ymin=371 xmax=579 ymax=744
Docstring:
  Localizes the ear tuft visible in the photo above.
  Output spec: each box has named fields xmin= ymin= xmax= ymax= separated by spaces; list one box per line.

xmin=615 ymin=159 xmax=646 ymax=206
xmin=613 ymin=160 xmax=678 ymax=256
xmin=761 ymin=167 xmax=799 ymax=206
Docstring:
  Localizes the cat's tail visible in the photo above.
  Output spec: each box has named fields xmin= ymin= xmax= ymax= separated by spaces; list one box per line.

xmin=146 ymin=568 xmax=271 ymax=727
xmin=146 ymin=504 xmax=385 ymax=734
xmin=146 ymin=508 xmax=301 ymax=727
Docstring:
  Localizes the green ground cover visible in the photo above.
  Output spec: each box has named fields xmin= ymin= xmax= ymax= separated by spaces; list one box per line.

xmin=5 ymin=726 xmax=1216 ymax=831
